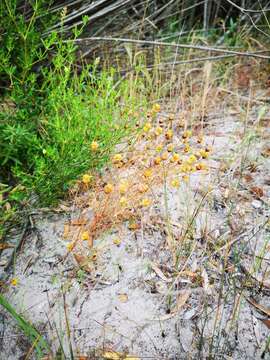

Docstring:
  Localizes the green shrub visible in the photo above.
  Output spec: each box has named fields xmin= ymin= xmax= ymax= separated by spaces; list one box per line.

xmin=0 ymin=1 xmax=134 ymax=206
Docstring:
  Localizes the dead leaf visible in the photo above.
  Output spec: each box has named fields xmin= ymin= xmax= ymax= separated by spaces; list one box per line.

xmin=0 ymin=243 xmax=14 ymax=250
xmin=71 ymin=218 xmax=87 ymax=226
xmin=250 ymin=186 xmax=264 ymax=199
xmin=102 ymin=351 xmax=121 ymax=360
xmin=261 ymin=318 xmax=270 ymax=329
xmin=102 ymin=350 xmax=140 ymax=360
xmin=201 ymin=267 xmax=211 ymax=295
xmin=73 ymin=254 xmax=92 ymax=272
xmin=63 ymin=224 xmax=70 ymax=239
xmin=151 ymin=263 xmax=172 ymax=283
xmin=154 ymin=290 xmax=190 ymax=321
xmin=261 ymin=147 xmax=270 ymax=158
xmin=245 ymin=297 xmax=270 ymax=317
xmin=243 ymin=174 xmax=253 ymax=183
xmin=118 ymin=293 xmax=128 ymax=303
xmin=87 ymin=235 xmax=93 ymax=248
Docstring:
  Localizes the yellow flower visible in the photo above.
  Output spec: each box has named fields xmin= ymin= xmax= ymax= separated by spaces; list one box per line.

xmin=197 ymin=135 xmax=204 ymax=144
xmin=141 ymin=198 xmax=151 ymax=207
xmin=82 ymin=174 xmax=92 ymax=185
xmin=91 ymin=251 xmax=97 ymax=262
xmin=170 ymin=153 xmax=180 ymax=163
xmin=196 ymin=162 xmax=207 ymax=171
xmin=155 ymin=144 xmax=163 ymax=152
xmin=119 ymin=196 xmax=127 ymax=206
xmin=179 ymin=163 xmax=191 ymax=173
xmin=168 ymin=113 xmax=174 ymax=121
xmin=154 ymin=156 xmax=161 ymax=165
xmin=187 ymin=154 xmax=197 ymax=165
xmin=152 ymin=103 xmax=161 ymax=112
xmin=143 ymin=122 xmax=151 ymax=132
xmin=10 ymin=278 xmax=18 ymax=286
xmin=167 ymin=143 xmax=174 ymax=152
xmin=155 ymin=126 xmax=163 ymax=136
xmin=66 ymin=242 xmax=75 ymax=252
xmin=182 ymin=130 xmax=192 ymax=139
xmin=184 ymin=144 xmax=190 ymax=153
xmin=90 ymin=141 xmax=99 ymax=151
xmin=161 ymin=152 xmax=169 ymax=161
xmin=113 ymin=154 xmax=123 ymax=163
xmin=143 ymin=169 xmax=152 ymax=178
xmin=104 ymin=183 xmax=114 ymax=194
xmin=113 ymin=238 xmax=121 ymax=246
xmin=165 ymin=129 xmax=173 ymax=140
xmin=182 ymin=175 xmax=189 ymax=182
xmin=171 ymin=178 xmax=180 ymax=188
xmin=199 ymin=149 xmax=209 ymax=159
xmin=81 ymin=231 xmax=90 ymax=241
xmin=138 ymin=184 xmax=149 ymax=193
xmin=119 ymin=181 xmax=128 ymax=194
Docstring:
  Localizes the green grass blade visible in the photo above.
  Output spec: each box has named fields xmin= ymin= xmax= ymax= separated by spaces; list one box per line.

xmin=0 ymin=294 xmax=50 ymax=358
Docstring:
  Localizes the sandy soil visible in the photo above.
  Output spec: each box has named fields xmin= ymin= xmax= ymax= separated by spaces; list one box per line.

xmin=0 ymin=92 xmax=269 ymax=359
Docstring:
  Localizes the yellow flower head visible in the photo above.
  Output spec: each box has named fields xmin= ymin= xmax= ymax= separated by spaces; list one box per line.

xmin=10 ymin=278 xmax=18 ymax=286
xmin=199 ymin=149 xmax=209 ymax=159
xmin=179 ymin=163 xmax=191 ymax=173
xmin=154 ymin=156 xmax=161 ymax=165
xmin=119 ymin=181 xmax=128 ymax=194
xmin=141 ymin=198 xmax=152 ymax=207
xmin=113 ymin=238 xmax=122 ymax=246
xmin=82 ymin=231 xmax=90 ymax=241
xmin=182 ymin=175 xmax=189 ymax=182
xmin=171 ymin=153 xmax=180 ymax=163
xmin=171 ymin=178 xmax=180 ymax=189
xmin=143 ymin=169 xmax=152 ymax=178
xmin=182 ymin=130 xmax=192 ymax=139
xmin=82 ymin=174 xmax=92 ymax=185
xmin=187 ymin=154 xmax=197 ymax=165
xmin=90 ymin=141 xmax=99 ymax=151
xmin=152 ymin=103 xmax=161 ymax=112
xmin=155 ymin=144 xmax=163 ymax=152
xmin=167 ymin=143 xmax=174 ymax=152
xmin=143 ymin=122 xmax=152 ymax=132
xmin=184 ymin=144 xmax=190 ymax=153
xmin=113 ymin=153 xmax=123 ymax=163
xmin=155 ymin=126 xmax=163 ymax=136
xmin=66 ymin=242 xmax=75 ymax=252
xmin=165 ymin=129 xmax=173 ymax=140
xmin=91 ymin=251 xmax=97 ymax=262
xmin=104 ymin=183 xmax=114 ymax=194
xmin=119 ymin=196 xmax=127 ymax=206
xmin=196 ymin=162 xmax=207 ymax=171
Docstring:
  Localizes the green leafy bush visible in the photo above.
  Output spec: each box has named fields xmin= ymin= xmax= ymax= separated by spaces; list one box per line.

xmin=0 ymin=1 xmax=132 ymax=205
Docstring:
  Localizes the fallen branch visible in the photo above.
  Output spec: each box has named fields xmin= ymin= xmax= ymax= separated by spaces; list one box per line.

xmin=72 ymin=36 xmax=270 ymax=59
